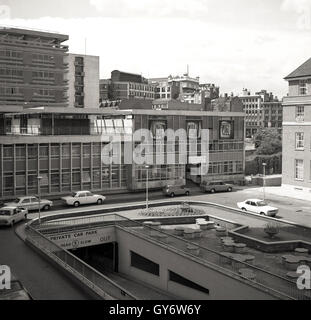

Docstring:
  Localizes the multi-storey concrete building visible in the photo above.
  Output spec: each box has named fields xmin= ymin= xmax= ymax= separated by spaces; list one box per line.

xmin=239 ymin=89 xmax=263 ymax=138
xmin=239 ymin=89 xmax=282 ymax=137
xmin=103 ymin=70 xmax=156 ymax=101
xmin=66 ymin=53 xmax=99 ymax=108
xmin=0 ymin=27 xmax=69 ymax=108
xmin=262 ymin=100 xmax=283 ymax=133
xmin=282 ymin=57 xmax=311 ymax=194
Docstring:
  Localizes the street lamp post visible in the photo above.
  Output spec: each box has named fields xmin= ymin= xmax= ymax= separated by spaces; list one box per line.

xmin=145 ymin=165 xmax=150 ymax=209
xmin=262 ymin=163 xmax=267 ymax=201
xmin=37 ymin=176 xmax=42 ymax=224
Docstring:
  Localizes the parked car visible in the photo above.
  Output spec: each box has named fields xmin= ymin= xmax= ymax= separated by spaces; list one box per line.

xmin=4 ymin=196 xmax=53 ymax=211
xmin=61 ymin=191 xmax=106 ymax=207
xmin=200 ymin=181 xmax=233 ymax=193
xmin=0 ymin=206 xmax=28 ymax=227
xmin=237 ymin=199 xmax=279 ymax=217
xmin=163 ymin=185 xmax=190 ymax=198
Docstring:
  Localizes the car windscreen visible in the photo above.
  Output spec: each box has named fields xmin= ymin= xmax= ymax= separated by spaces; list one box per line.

xmin=257 ymin=201 xmax=268 ymax=206
xmin=13 ymin=198 xmax=20 ymax=203
xmin=71 ymin=192 xmax=77 ymax=197
xmin=0 ymin=210 xmax=11 ymax=216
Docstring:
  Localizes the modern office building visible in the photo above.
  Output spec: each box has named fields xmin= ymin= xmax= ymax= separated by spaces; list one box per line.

xmin=103 ymin=70 xmax=156 ymax=101
xmin=0 ymin=26 xmax=69 ymax=108
xmin=0 ymin=99 xmax=245 ymax=200
xmin=66 ymin=53 xmax=100 ymax=108
xmin=239 ymin=89 xmax=282 ymax=137
xmin=282 ymin=57 xmax=311 ymax=194
xmin=262 ymin=100 xmax=283 ymax=133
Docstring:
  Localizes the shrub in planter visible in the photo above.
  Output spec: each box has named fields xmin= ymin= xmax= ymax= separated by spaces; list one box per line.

xmin=264 ymin=222 xmax=281 ymax=239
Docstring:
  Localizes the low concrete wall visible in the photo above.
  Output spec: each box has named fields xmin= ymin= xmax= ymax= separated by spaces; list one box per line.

xmin=251 ymin=175 xmax=282 ymax=186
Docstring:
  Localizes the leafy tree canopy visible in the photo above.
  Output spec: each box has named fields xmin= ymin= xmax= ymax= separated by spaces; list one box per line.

xmin=254 ymin=128 xmax=282 ymax=155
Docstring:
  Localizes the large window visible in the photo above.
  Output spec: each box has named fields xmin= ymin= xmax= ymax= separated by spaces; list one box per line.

xmin=295 ymin=132 xmax=304 ymax=150
xmin=295 ymin=106 xmax=305 ymax=122
xmin=299 ymin=80 xmax=307 ymax=95
xmin=295 ymin=159 xmax=304 ymax=180
xmin=130 ymin=251 xmax=159 ymax=276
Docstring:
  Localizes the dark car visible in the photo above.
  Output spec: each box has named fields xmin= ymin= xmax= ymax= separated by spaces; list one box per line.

xmin=200 ymin=181 xmax=233 ymax=193
xmin=163 ymin=185 xmax=190 ymax=197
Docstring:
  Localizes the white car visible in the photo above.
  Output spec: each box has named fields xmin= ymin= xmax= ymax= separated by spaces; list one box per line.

xmin=61 ymin=191 xmax=106 ymax=207
xmin=0 ymin=207 xmax=28 ymax=227
xmin=237 ymin=199 xmax=279 ymax=217
xmin=5 ymin=196 xmax=53 ymax=211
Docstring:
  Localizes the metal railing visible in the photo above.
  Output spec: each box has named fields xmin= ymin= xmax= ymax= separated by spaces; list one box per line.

xmin=26 ymin=221 xmax=137 ymax=300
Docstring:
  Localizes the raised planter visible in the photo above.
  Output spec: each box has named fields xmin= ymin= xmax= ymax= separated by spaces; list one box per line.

xmin=174 ymin=226 xmax=185 ymax=236
xmin=187 ymin=245 xmax=200 ymax=256
xmin=239 ymin=268 xmax=256 ymax=281
xmin=223 ymin=242 xmax=235 ymax=253
xmin=184 ymin=229 xmax=195 ymax=240
xmin=234 ymin=243 xmax=247 ymax=254
xmin=216 ymin=227 xmax=227 ymax=237
xmin=284 ymin=256 xmax=301 ymax=271
xmin=294 ymin=248 xmax=309 ymax=256
xmin=193 ymin=229 xmax=203 ymax=239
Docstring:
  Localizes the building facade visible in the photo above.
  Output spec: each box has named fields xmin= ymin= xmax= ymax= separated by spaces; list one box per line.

xmin=282 ymin=57 xmax=311 ymax=194
xmin=66 ymin=53 xmax=100 ymax=108
xmin=0 ymin=27 xmax=69 ymax=108
xmin=103 ymin=70 xmax=156 ymax=101
xmin=262 ymin=100 xmax=283 ymax=133
xmin=0 ymin=101 xmax=245 ymax=200
xmin=239 ymin=89 xmax=282 ymax=137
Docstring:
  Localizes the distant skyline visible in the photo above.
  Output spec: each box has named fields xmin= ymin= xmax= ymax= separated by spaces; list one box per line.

xmin=1 ymin=0 xmax=311 ymax=98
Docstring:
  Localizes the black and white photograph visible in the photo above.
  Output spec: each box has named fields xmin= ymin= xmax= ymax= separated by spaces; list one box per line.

xmin=0 ymin=0 xmax=311 ymax=311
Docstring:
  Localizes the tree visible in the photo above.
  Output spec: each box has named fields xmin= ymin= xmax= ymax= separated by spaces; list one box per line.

xmin=254 ymin=128 xmax=282 ymax=155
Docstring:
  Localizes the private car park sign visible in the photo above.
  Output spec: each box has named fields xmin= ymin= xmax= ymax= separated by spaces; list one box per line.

xmin=47 ymin=227 xmax=116 ymax=249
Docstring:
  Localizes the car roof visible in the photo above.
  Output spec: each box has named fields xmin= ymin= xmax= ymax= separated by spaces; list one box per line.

xmin=246 ymin=199 xmax=264 ymax=202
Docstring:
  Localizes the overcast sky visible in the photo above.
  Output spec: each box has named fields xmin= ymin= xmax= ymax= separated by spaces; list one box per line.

xmin=1 ymin=0 xmax=311 ymax=98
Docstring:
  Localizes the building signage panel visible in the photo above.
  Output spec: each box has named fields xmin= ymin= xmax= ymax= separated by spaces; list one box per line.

xmin=219 ymin=120 xmax=234 ymax=139
xmin=47 ymin=227 xmax=116 ymax=249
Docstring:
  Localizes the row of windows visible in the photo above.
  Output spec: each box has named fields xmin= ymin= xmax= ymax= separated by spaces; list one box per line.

xmin=129 ymin=91 xmax=154 ymax=98
xmin=0 ymin=68 xmax=23 ymax=77
xmin=3 ymin=166 xmax=127 ymax=190
xmin=0 ymin=49 xmax=22 ymax=58
xmin=129 ymin=83 xmax=155 ymax=91
xmin=135 ymin=165 xmax=185 ymax=182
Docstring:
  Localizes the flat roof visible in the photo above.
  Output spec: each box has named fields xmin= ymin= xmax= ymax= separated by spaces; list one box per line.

xmin=0 ymin=26 xmax=68 ymax=42
xmin=1 ymin=106 xmax=245 ymax=117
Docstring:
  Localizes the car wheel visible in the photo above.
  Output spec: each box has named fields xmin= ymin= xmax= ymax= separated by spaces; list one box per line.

xmin=210 ymin=189 xmax=216 ymax=194
xmin=242 ymin=208 xmax=247 ymax=212
xmin=97 ymin=199 xmax=103 ymax=205
xmin=185 ymin=191 xmax=190 ymax=196
xmin=260 ymin=212 xmax=265 ymax=216
xmin=11 ymin=220 xmax=15 ymax=227
xmin=227 ymin=187 xmax=232 ymax=192
xmin=43 ymin=205 xmax=50 ymax=211
xmin=73 ymin=201 xmax=80 ymax=207
xmin=170 ymin=193 xmax=175 ymax=198
xmin=24 ymin=214 xmax=28 ymax=219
